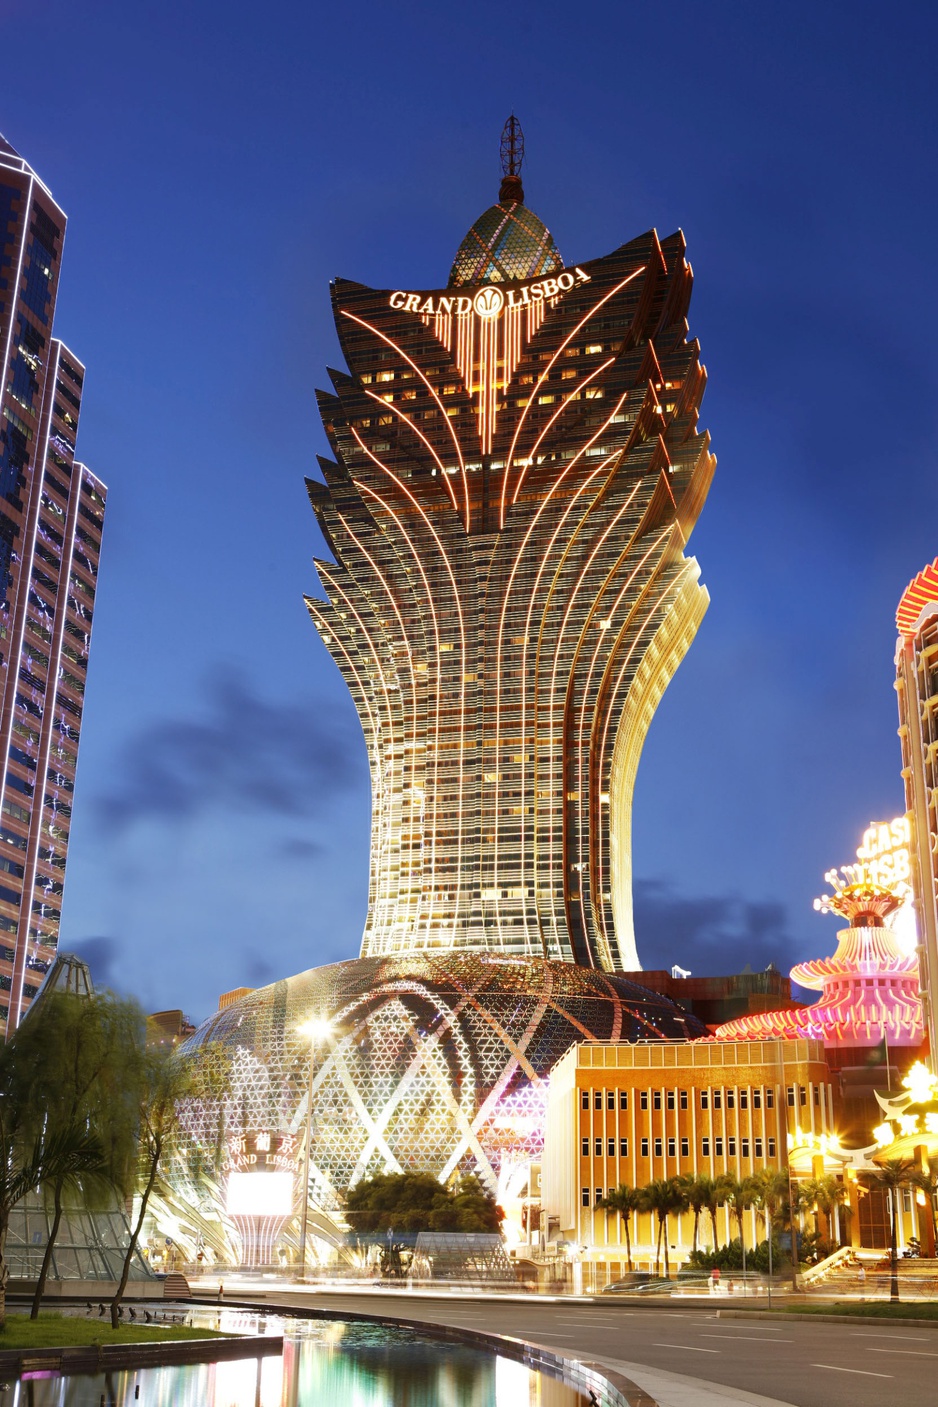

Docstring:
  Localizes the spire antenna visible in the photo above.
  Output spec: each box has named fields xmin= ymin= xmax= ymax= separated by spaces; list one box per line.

xmin=498 ymin=115 xmax=525 ymax=204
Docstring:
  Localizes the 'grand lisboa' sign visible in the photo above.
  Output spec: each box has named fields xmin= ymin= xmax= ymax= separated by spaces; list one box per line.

xmin=388 ymin=266 xmax=592 ymax=319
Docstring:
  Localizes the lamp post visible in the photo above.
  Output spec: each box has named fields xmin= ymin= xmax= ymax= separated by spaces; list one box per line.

xmin=296 ymin=1017 xmax=332 ymax=1281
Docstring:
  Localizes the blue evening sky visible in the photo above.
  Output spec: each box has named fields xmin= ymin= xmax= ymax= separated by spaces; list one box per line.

xmin=2 ymin=0 xmax=935 ymax=1021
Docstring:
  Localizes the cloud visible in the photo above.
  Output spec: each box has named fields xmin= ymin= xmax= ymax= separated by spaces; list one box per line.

xmin=95 ymin=670 xmax=366 ymax=832
xmin=633 ymin=879 xmax=797 ymax=978
xmin=277 ymin=837 xmax=324 ymax=861
xmin=63 ymin=936 xmax=120 ymax=990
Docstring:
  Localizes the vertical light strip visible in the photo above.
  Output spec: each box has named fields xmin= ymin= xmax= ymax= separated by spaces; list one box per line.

xmin=340 ymin=312 xmax=469 ymax=530
xmin=500 ymin=269 xmax=645 ymax=526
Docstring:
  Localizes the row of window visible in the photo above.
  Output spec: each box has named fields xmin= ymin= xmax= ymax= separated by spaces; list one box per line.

xmin=581 ymin=1133 xmax=778 ymax=1160
xmin=579 ymin=1085 xmax=809 ymax=1113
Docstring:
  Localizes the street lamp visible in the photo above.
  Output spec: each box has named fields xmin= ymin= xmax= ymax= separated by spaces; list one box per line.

xmin=296 ymin=1017 xmax=332 ymax=1280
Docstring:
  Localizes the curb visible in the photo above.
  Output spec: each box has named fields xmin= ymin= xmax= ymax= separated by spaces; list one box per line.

xmin=0 ymin=1333 xmax=283 ymax=1377
xmin=189 ymin=1296 xmax=654 ymax=1407
xmin=716 ymin=1307 xmax=938 ymax=1328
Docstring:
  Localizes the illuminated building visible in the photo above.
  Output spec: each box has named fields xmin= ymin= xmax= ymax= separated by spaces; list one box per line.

xmin=543 ymin=1037 xmax=830 ymax=1284
xmin=175 ymin=954 xmax=704 ymax=1267
xmin=0 ymin=134 xmax=105 ymax=1032
xmin=895 ymin=557 xmax=938 ymax=1063
xmin=305 ymin=117 xmax=714 ymax=971
xmin=713 ymin=879 xmax=923 ymax=1052
xmin=170 ymin=121 xmax=717 ymax=1268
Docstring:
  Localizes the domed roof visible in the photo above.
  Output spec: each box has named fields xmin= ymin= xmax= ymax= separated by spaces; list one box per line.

xmin=448 ymin=199 xmax=563 ymax=288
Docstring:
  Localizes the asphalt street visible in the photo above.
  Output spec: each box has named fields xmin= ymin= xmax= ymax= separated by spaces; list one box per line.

xmin=236 ymin=1289 xmax=938 ymax=1407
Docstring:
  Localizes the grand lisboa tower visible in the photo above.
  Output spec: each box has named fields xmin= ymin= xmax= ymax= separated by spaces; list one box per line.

xmin=176 ymin=121 xmax=714 ymax=1266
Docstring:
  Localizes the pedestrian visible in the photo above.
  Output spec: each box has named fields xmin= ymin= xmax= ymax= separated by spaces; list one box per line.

xmin=218 ymin=1281 xmax=224 ymax=1302
xmin=857 ymin=1263 xmax=866 ymax=1300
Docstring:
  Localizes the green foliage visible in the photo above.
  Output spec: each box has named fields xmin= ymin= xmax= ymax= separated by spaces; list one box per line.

xmin=686 ymin=1236 xmax=784 ymax=1273
xmin=344 ymin=1172 xmax=503 ymax=1235
xmin=0 ymin=1314 xmax=227 ymax=1349
xmin=786 ymin=1302 xmax=938 ymax=1320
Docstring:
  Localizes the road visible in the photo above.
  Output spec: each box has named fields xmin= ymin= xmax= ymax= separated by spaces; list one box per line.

xmin=220 ymin=1286 xmax=938 ymax=1407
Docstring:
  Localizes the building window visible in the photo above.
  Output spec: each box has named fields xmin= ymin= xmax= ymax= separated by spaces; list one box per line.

xmin=608 ymin=1139 xmax=615 ymax=1157
xmin=754 ymin=1138 xmax=763 ymax=1158
xmin=680 ymin=1090 xmax=688 ymax=1110
xmin=640 ymin=1091 xmax=648 ymax=1111
xmin=582 ymin=1187 xmax=590 ymax=1207
xmin=766 ymin=1089 xmax=775 ymax=1110
xmin=787 ymin=1086 xmax=796 ymax=1107
xmin=595 ymin=1139 xmax=602 ymax=1156
xmin=620 ymin=1138 xmax=628 ymax=1157
xmin=681 ymin=1137 xmax=689 ymax=1157
xmin=739 ymin=1091 xmax=748 ymax=1110
xmin=667 ymin=1138 xmax=676 ymax=1157
xmin=666 ymin=1091 xmax=675 ymax=1110
xmin=607 ymin=1091 xmax=616 ymax=1111
xmin=619 ymin=1092 xmax=628 ymax=1110
xmin=654 ymin=1138 xmax=662 ymax=1157
xmin=653 ymin=1091 xmax=662 ymax=1111
xmin=700 ymin=1091 xmax=709 ymax=1110
xmin=581 ymin=1091 xmax=590 ymax=1110
xmin=595 ymin=1188 xmax=604 ymax=1206
xmin=728 ymin=1137 xmax=736 ymax=1156
xmin=702 ymin=1137 xmax=710 ymax=1156
xmin=726 ymin=1091 xmax=735 ymax=1110
xmin=715 ymin=1138 xmax=724 ymax=1157
xmin=800 ymin=1087 xmax=807 ymax=1107
xmin=595 ymin=1092 xmax=603 ymax=1110
xmin=641 ymin=1138 xmax=649 ymax=1157
xmin=582 ymin=1138 xmax=589 ymax=1156
xmin=767 ymin=1137 xmax=776 ymax=1157
xmin=713 ymin=1091 xmax=722 ymax=1110
xmin=813 ymin=1086 xmax=820 ymax=1106
xmin=741 ymin=1138 xmax=750 ymax=1158
xmin=753 ymin=1090 xmax=762 ymax=1110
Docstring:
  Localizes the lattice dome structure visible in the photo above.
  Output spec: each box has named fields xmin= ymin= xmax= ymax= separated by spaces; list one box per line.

xmin=172 ymin=954 xmax=704 ymax=1261
xmin=448 ymin=201 xmax=564 ymax=286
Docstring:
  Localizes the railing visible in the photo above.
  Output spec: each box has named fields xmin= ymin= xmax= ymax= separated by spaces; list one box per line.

xmin=800 ymin=1245 xmax=855 ymax=1286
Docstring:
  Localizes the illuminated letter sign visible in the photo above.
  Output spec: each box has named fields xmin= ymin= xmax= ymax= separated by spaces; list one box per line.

xmin=389 ymin=267 xmax=591 ymax=317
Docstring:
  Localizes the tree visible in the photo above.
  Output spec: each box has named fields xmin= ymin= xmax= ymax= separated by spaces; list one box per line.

xmin=110 ymin=1035 xmax=228 ymax=1328
xmin=0 ymin=1039 xmax=110 ymax=1328
xmin=798 ymin=1175 xmax=848 ymax=1248
xmin=723 ymin=1177 xmax=758 ymax=1284
xmin=639 ymin=1178 xmax=688 ymax=1277
xmin=6 ymin=991 xmax=143 ymax=1317
xmin=750 ymin=1167 xmax=795 ymax=1289
xmin=600 ymin=1185 xmax=643 ymax=1269
xmin=344 ymin=1171 xmax=503 ymax=1236
xmin=677 ymin=1174 xmax=731 ymax=1255
xmin=862 ymin=1159 xmax=916 ymax=1303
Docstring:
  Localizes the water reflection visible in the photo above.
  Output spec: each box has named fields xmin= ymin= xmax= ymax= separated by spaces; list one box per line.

xmin=4 ymin=1317 xmax=586 ymax=1406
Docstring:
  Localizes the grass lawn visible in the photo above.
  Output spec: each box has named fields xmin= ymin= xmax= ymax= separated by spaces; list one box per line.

xmin=787 ymin=1302 xmax=938 ymax=1320
xmin=0 ymin=1313 xmax=229 ymax=1351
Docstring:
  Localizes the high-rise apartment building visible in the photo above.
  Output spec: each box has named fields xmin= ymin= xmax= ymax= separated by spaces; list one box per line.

xmin=0 ymin=135 xmax=105 ymax=1032
xmin=306 ymin=124 xmax=714 ymax=971
xmin=896 ymin=558 xmax=938 ymax=1063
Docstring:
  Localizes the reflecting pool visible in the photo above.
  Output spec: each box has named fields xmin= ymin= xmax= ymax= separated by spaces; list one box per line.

xmin=6 ymin=1313 xmax=590 ymax=1405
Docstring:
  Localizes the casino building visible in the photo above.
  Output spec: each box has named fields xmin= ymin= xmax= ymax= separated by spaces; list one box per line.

xmin=174 ymin=122 xmax=718 ymax=1268
xmin=305 ymin=122 xmax=714 ymax=972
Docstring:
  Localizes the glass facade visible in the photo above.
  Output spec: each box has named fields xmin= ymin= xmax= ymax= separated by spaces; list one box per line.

xmin=0 ymin=134 xmax=105 ymax=1032
xmin=307 ymin=190 xmax=714 ymax=972
xmin=174 ymin=952 xmax=705 ymax=1264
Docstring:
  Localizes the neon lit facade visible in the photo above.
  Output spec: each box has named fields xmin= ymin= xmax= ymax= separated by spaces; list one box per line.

xmin=895 ymin=557 xmax=938 ymax=1063
xmin=714 ymin=882 xmax=924 ymax=1049
xmin=306 ymin=159 xmax=714 ymax=971
xmin=0 ymin=135 xmax=105 ymax=1032
xmin=174 ymin=954 xmax=704 ymax=1264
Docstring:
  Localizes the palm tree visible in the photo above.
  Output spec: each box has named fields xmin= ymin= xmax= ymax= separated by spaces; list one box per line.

xmin=640 ymin=1178 xmax=688 ymax=1277
xmin=750 ymin=1166 xmax=795 ymax=1290
xmin=677 ymin=1173 xmax=732 ymax=1254
xmin=799 ymin=1175 xmax=849 ymax=1248
xmin=862 ymin=1159 xmax=916 ymax=1302
xmin=723 ymin=1176 xmax=758 ymax=1285
xmin=601 ymin=1185 xmax=643 ymax=1270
